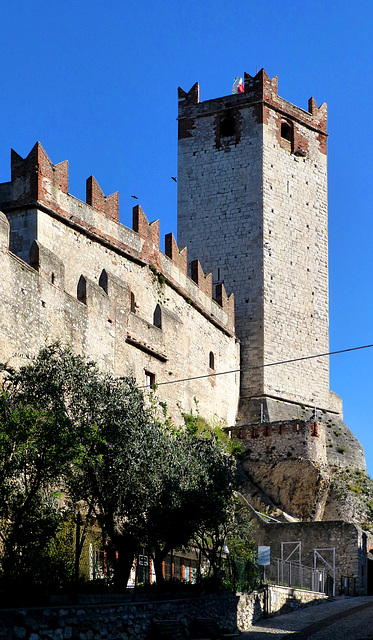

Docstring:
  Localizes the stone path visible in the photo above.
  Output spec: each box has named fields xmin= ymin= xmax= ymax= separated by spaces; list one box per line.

xmin=238 ymin=596 xmax=373 ymax=639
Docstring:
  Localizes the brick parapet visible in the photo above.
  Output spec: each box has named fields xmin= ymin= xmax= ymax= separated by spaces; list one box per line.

xmin=165 ymin=232 xmax=187 ymax=275
xmin=0 ymin=144 xmax=235 ymax=335
xmin=191 ymin=259 xmax=213 ymax=297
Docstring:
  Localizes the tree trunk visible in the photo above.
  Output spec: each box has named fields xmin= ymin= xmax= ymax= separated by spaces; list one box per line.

xmin=152 ymin=543 xmax=170 ymax=584
xmin=110 ymin=534 xmax=137 ymax=590
xmin=153 ymin=553 xmax=165 ymax=584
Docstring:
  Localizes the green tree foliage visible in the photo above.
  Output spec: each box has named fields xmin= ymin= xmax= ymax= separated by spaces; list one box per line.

xmin=1 ymin=344 xmax=171 ymax=588
xmin=0 ymin=391 xmax=75 ymax=591
xmin=224 ymin=504 xmax=260 ymax=592
xmin=144 ymin=430 xmax=237 ymax=583
xmin=0 ymin=344 xmax=247 ymax=592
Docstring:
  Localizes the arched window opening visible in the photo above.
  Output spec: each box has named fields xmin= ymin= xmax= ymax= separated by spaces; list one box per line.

xmin=153 ymin=303 xmax=162 ymax=329
xmin=99 ymin=270 xmax=108 ymax=293
xmin=77 ymin=275 xmax=87 ymax=305
xmin=51 ymin=272 xmax=55 ymax=285
xmin=209 ymin=351 xmax=215 ymax=370
xmin=130 ymin=291 xmax=136 ymax=313
xmin=220 ymin=115 xmax=235 ymax=138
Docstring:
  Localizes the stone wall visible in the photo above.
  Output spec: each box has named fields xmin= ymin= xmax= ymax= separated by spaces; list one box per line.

xmin=237 ymin=585 xmax=328 ymax=628
xmin=1 ymin=595 xmax=239 ymax=640
xmin=232 ymin=411 xmax=366 ymax=474
xmin=262 ymin=79 xmax=329 ymax=410
xmin=254 ymin=520 xmax=368 ymax=596
xmin=232 ymin=418 xmax=327 ymax=466
xmin=0 ymin=588 xmax=329 ymax=640
xmin=177 ymin=79 xmax=265 ymax=401
xmin=177 ymin=69 xmax=331 ymax=413
xmin=0 ymin=142 xmax=240 ymax=426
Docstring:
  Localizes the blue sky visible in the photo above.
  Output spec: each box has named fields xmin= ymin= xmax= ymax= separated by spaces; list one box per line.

xmin=1 ymin=1 xmax=373 ymax=473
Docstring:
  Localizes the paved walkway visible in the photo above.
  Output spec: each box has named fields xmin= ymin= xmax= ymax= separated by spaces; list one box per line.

xmin=238 ymin=596 xmax=373 ymax=639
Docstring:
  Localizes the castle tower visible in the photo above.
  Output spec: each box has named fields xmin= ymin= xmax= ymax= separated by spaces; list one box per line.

xmin=177 ymin=70 xmax=338 ymax=421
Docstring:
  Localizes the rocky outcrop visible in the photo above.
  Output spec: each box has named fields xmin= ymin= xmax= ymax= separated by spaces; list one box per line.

xmin=238 ymin=455 xmax=373 ymax=532
xmin=240 ymin=458 xmax=331 ymax=520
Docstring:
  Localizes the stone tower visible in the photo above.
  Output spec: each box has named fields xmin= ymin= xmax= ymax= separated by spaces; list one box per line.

xmin=177 ymin=69 xmax=341 ymax=423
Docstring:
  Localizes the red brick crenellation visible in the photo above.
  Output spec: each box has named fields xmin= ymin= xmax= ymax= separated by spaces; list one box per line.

xmin=86 ymin=176 xmax=119 ymax=222
xmin=178 ymin=69 xmax=327 ymax=155
xmin=132 ymin=204 xmax=161 ymax=268
xmin=190 ymin=259 xmax=212 ymax=298
xmin=165 ymin=232 xmax=187 ymax=275
xmin=11 ymin=142 xmax=69 ymax=206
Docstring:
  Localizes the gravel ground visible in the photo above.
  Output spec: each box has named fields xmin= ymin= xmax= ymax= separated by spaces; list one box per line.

xmin=238 ymin=596 xmax=373 ymax=639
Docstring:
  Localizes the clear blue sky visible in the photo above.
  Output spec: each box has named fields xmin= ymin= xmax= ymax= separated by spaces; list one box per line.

xmin=1 ymin=1 xmax=373 ymax=473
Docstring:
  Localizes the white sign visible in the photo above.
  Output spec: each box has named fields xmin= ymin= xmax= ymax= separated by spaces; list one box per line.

xmin=258 ymin=546 xmax=270 ymax=566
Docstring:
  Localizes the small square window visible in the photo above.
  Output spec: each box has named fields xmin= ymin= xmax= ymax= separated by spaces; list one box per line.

xmin=145 ymin=370 xmax=156 ymax=389
xmin=220 ymin=115 xmax=235 ymax=138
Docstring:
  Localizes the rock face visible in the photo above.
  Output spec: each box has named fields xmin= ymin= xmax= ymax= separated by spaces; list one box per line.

xmin=237 ymin=445 xmax=373 ymax=529
xmin=230 ymin=402 xmax=369 ymax=527
xmin=242 ymin=458 xmax=331 ymax=520
xmin=323 ymin=468 xmax=373 ymax=528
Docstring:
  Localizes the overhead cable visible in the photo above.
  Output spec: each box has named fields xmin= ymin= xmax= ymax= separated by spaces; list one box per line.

xmin=139 ymin=343 xmax=373 ymax=388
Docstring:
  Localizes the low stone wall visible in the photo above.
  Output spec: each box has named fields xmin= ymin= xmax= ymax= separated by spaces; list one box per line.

xmin=237 ymin=585 xmax=328 ymax=629
xmin=0 ymin=595 xmax=238 ymax=640
xmin=267 ymin=585 xmax=328 ymax=615
xmin=237 ymin=591 xmax=265 ymax=627
xmin=0 ymin=587 xmax=329 ymax=640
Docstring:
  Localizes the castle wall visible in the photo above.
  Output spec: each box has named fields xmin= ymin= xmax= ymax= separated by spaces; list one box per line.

xmin=177 ymin=71 xmax=331 ymax=412
xmin=0 ymin=75 xmax=365 ymax=473
xmin=262 ymin=102 xmax=329 ymax=408
xmin=231 ymin=419 xmax=327 ymax=466
xmin=0 ymin=143 xmax=239 ymax=427
xmin=234 ymin=398 xmax=365 ymax=471
xmin=177 ymin=88 xmax=265 ymax=398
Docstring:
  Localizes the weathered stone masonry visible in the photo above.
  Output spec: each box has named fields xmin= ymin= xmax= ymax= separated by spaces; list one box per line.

xmin=0 ymin=142 xmax=239 ymax=425
xmin=177 ymin=68 xmax=366 ymax=472
xmin=177 ymin=69 xmax=332 ymax=416
xmin=0 ymin=70 xmax=370 ymax=600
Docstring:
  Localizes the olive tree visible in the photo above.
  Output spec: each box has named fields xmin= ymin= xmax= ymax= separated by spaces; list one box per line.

xmin=0 ymin=344 xmax=240 ymax=590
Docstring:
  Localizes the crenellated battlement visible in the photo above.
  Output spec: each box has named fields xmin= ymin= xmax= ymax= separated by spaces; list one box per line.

xmin=178 ymin=68 xmax=327 ymax=153
xmin=0 ymin=206 xmax=239 ymax=426
xmin=86 ymin=175 xmax=119 ymax=223
xmin=0 ymin=143 xmax=235 ymax=334
xmin=164 ymin=232 xmax=187 ymax=275
xmin=231 ymin=419 xmax=327 ymax=467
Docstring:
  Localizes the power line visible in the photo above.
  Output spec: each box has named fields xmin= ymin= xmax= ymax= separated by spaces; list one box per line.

xmin=140 ymin=343 xmax=373 ymax=388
